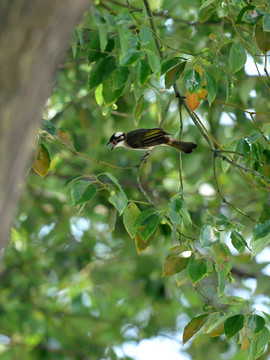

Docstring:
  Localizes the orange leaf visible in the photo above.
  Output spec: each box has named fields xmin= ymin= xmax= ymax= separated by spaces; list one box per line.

xmin=33 ymin=144 xmax=51 ymax=178
xmin=186 ymin=90 xmax=200 ymax=111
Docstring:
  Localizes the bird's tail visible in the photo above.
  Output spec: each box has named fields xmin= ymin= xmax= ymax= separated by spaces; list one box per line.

xmin=168 ymin=140 xmax=197 ymax=154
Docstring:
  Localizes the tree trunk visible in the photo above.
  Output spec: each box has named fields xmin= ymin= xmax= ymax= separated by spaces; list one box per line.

xmin=0 ymin=0 xmax=90 ymax=253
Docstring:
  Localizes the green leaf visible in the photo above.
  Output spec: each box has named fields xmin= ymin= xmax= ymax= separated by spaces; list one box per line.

xmin=161 ymin=57 xmax=186 ymax=75
xmin=167 ymin=198 xmax=183 ymax=225
xmin=109 ymin=209 xmax=117 ymax=233
xmin=134 ymin=208 xmax=159 ymax=241
xmin=113 ymin=67 xmax=130 ymax=89
xmin=247 ymin=326 xmax=270 ymax=360
xmin=140 ymin=25 xmax=153 ymax=45
xmin=98 ymin=25 xmax=108 ymax=52
xmin=224 ymin=315 xmax=244 ymax=340
xmin=89 ymin=56 xmax=116 ymax=89
xmin=68 ymin=181 xmax=97 ymax=206
xmin=263 ymin=13 xmax=270 ymax=32
xmin=135 ymin=60 xmax=151 ymax=86
xmin=200 ymin=0 xmax=215 ymax=11
xmin=236 ymin=139 xmax=250 ymax=154
xmin=146 ymin=50 xmax=160 ymax=74
xmin=254 ymin=220 xmax=270 ymax=240
xmin=229 ymin=42 xmax=247 ymax=73
xmin=243 ymin=8 xmax=264 ymax=24
xmin=88 ymin=33 xmax=114 ymax=63
xmin=188 ymin=259 xmax=207 ymax=284
xmin=200 ymin=225 xmax=220 ymax=247
xmin=183 ymin=314 xmax=209 ymax=344
xmin=205 ymin=70 xmax=218 ymax=106
xmin=133 ymin=95 xmax=145 ymax=126
xmin=102 ymin=79 xmax=125 ymax=105
xmin=251 ymin=233 xmax=270 ymax=257
xmin=235 ymin=5 xmax=255 ymax=24
xmin=183 ymin=69 xmax=203 ymax=94
xmin=120 ymin=49 xmax=141 ymax=66
xmin=217 ymin=296 xmax=245 ymax=305
xmin=108 ymin=189 xmax=128 ymax=215
xmin=230 ymin=231 xmax=248 ymax=253
xmin=102 ymin=172 xmax=122 ymax=190
xmin=123 ymin=202 xmax=141 ymax=239
xmin=248 ymin=315 xmax=265 ymax=334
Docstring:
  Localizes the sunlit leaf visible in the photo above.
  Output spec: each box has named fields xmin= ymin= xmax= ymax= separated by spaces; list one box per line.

xmin=183 ymin=314 xmax=208 ymax=344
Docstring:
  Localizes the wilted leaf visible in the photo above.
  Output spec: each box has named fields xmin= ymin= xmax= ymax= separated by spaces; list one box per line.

xmin=165 ymin=61 xmax=186 ymax=88
xmin=56 ymin=130 xmax=73 ymax=148
xmin=33 ymin=144 xmax=51 ymax=178
xmin=183 ymin=314 xmax=208 ymax=344
xmin=163 ymin=246 xmax=191 ymax=276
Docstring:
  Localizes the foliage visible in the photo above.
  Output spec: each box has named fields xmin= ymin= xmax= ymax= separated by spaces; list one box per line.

xmin=1 ymin=0 xmax=270 ymax=359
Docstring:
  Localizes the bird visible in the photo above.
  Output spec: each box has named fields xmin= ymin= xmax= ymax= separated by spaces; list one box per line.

xmin=107 ymin=128 xmax=197 ymax=154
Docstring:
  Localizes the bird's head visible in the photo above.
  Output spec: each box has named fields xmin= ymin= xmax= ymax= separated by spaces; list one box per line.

xmin=106 ymin=131 xmax=126 ymax=150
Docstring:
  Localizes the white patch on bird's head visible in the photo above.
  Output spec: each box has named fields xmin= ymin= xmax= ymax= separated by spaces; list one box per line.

xmin=114 ymin=131 xmax=124 ymax=138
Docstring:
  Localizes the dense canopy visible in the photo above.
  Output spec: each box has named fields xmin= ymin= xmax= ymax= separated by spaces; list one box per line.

xmin=1 ymin=0 xmax=270 ymax=359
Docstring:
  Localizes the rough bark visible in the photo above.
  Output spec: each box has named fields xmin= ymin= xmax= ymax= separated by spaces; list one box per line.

xmin=0 ymin=0 xmax=90 ymax=253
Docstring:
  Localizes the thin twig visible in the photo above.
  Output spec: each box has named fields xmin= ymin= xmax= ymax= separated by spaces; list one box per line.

xmin=159 ymin=96 xmax=174 ymax=128
xmin=214 ymin=150 xmax=270 ymax=186
xmin=136 ymin=156 xmax=155 ymax=207
xmin=142 ymin=0 xmax=162 ymax=58
xmin=213 ymin=152 xmax=258 ymax=222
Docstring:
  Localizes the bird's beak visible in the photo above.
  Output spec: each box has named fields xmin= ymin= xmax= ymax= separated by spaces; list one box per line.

xmin=106 ymin=141 xmax=115 ymax=150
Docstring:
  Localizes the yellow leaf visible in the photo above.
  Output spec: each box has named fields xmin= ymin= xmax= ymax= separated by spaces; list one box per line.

xmin=240 ymin=335 xmax=250 ymax=351
xmin=33 ymin=144 xmax=51 ymax=178
xmin=208 ymin=321 xmax=225 ymax=337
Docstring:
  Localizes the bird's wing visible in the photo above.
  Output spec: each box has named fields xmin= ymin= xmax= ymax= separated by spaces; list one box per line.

xmin=126 ymin=128 xmax=168 ymax=148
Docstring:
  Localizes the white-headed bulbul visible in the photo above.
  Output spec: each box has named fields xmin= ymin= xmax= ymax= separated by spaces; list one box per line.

xmin=107 ymin=128 xmax=197 ymax=154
